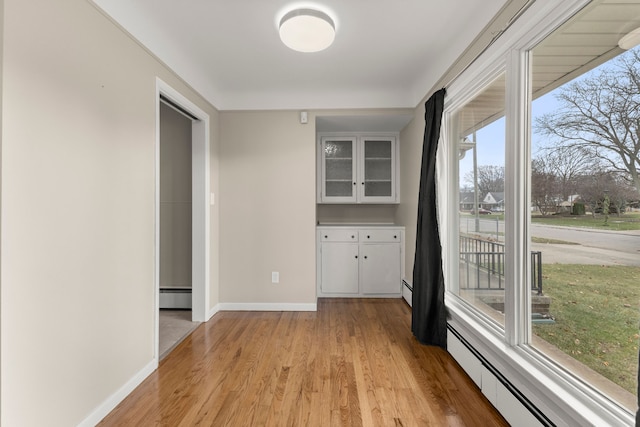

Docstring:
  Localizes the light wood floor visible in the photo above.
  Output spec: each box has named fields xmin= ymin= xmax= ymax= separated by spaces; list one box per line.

xmin=100 ymin=298 xmax=508 ymax=426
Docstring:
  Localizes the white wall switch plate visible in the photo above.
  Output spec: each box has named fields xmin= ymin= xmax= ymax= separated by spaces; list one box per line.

xmin=271 ymin=271 xmax=279 ymax=283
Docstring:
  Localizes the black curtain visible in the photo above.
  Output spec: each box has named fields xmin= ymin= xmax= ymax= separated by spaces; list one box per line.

xmin=412 ymin=88 xmax=447 ymax=348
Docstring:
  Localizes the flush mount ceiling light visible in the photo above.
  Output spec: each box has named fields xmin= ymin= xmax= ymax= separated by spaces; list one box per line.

xmin=279 ymin=8 xmax=335 ymax=53
xmin=618 ymin=27 xmax=640 ymax=50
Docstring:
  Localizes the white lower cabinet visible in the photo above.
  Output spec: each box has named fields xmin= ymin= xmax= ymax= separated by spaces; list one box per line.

xmin=320 ymin=242 xmax=359 ymax=293
xmin=360 ymin=243 xmax=401 ymax=294
xmin=317 ymin=226 xmax=404 ymax=297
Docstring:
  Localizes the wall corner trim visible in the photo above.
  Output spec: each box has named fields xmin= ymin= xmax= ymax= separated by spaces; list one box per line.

xmin=207 ymin=303 xmax=222 ymax=320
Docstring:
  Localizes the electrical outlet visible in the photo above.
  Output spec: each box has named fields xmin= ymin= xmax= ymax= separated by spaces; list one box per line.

xmin=271 ymin=271 xmax=279 ymax=283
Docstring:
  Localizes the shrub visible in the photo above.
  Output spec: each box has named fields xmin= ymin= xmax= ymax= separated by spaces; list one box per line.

xmin=572 ymin=202 xmax=585 ymax=215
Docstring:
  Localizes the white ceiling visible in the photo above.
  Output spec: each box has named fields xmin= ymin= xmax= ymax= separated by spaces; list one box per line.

xmin=92 ymin=0 xmax=508 ymax=111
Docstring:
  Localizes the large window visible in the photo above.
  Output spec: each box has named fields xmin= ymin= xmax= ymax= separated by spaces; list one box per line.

xmin=455 ymin=74 xmax=506 ymax=328
xmin=529 ymin=2 xmax=640 ymax=411
xmin=445 ymin=0 xmax=640 ymax=424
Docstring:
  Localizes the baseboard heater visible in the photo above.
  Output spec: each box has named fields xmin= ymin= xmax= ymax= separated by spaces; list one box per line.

xmin=159 ymin=288 xmax=192 ymax=309
xmin=447 ymin=325 xmax=555 ymax=427
xmin=402 ymin=279 xmax=552 ymax=426
xmin=402 ymin=279 xmax=412 ymax=307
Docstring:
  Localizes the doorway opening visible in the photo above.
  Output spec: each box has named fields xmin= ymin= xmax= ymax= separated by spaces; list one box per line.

xmin=155 ymin=79 xmax=210 ymax=361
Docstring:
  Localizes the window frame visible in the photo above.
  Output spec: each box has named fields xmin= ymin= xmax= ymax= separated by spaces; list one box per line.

xmin=444 ymin=65 xmax=508 ymax=335
xmin=440 ymin=0 xmax=637 ymax=424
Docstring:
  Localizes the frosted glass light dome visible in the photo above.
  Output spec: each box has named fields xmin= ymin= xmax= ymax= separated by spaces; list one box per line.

xmin=279 ymin=9 xmax=335 ymax=53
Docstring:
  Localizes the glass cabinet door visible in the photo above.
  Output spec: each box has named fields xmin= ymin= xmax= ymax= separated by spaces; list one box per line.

xmin=321 ymin=137 xmax=357 ymax=202
xmin=360 ymin=137 xmax=396 ymax=202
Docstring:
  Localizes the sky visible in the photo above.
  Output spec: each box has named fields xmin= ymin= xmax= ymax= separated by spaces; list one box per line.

xmin=458 ymin=93 xmax=559 ymax=184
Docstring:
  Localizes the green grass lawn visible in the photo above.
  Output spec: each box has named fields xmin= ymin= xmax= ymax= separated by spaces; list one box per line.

xmin=533 ymin=264 xmax=640 ymax=395
xmin=531 ymin=212 xmax=640 ymax=231
xmin=531 ymin=236 xmax=578 ymax=244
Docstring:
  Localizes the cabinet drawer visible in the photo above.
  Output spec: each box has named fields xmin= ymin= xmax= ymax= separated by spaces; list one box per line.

xmin=359 ymin=229 xmax=401 ymax=243
xmin=319 ymin=229 xmax=358 ymax=242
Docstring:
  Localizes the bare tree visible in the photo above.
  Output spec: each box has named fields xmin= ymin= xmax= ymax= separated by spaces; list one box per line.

xmin=531 ymin=146 xmax=601 ymax=215
xmin=534 ymin=48 xmax=640 ymax=193
xmin=464 ymin=165 xmax=504 ymax=198
xmin=607 ymin=174 xmax=638 ymax=215
xmin=576 ymin=172 xmax=610 ymax=217
xmin=536 ymin=146 xmax=598 ymax=201
xmin=575 ymin=171 xmax=636 ymax=217
xmin=531 ymin=157 xmax=559 ymax=216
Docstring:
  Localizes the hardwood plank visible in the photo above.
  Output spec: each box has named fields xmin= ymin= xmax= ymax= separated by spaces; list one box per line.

xmin=99 ymin=299 xmax=509 ymax=426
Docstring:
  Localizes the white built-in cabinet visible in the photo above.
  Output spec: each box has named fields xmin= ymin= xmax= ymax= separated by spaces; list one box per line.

xmin=317 ymin=134 xmax=399 ymax=204
xmin=317 ymin=226 xmax=404 ymax=297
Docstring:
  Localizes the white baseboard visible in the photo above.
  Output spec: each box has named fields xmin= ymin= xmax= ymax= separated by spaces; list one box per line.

xmin=217 ymin=302 xmax=317 ymax=312
xmin=78 ymin=359 xmax=157 ymax=427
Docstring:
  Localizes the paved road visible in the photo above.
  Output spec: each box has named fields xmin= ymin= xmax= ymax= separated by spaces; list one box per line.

xmin=530 ymin=224 xmax=640 ymax=267
xmin=463 ymin=217 xmax=640 ymax=267
xmin=530 ymin=223 xmax=640 ymax=255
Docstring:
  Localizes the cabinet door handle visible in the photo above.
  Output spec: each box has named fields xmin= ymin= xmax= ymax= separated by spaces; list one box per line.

xmin=353 ymin=182 xmax=356 ymax=186
xmin=394 ymin=235 xmax=397 ymax=239
xmin=361 ymin=182 xmax=365 ymax=185
xmin=354 ymin=255 xmax=358 ymax=259
xmin=351 ymin=235 xmax=355 ymax=239
xmin=367 ymin=235 xmax=370 ymax=239
xmin=324 ymin=235 xmax=328 ymax=239
xmin=364 ymin=255 xmax=368 ymax=259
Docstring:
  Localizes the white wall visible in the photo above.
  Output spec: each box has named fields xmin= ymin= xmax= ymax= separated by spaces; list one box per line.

xmin=395 ymin=106 xmax=424 ymax=282
xmin=0 ymin=0 xmax=219 ymax=425
xmin=219 ymin=111 xmax=316 ymax=307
